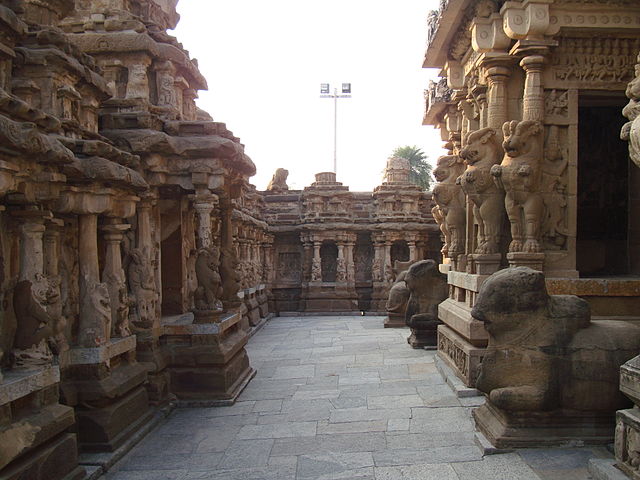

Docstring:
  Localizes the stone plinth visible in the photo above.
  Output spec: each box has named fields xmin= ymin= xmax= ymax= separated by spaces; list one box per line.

xmin=302 ymin=283 xmax=359 ymax=313
xmin=616 ymin=355 xmax=640 ymax=477
xmin=384 ymin=312 xmax=406 ymax=328
xmin=436 ymin=271 xmax=490 ymax=387
xmin=162 ymin=310 xmax=255 ymax=405
xmin=473 ymin=401 xmax=616 ymax=448
xmin=437 ymin=324 xmax=486 ymax=386
xmin=0 ymin=367 xmax=84 ymax=480
xmin=62 ymin=336 xmax=150 ymax=452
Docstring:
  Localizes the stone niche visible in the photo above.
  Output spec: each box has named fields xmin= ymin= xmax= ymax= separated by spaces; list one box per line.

xmin=472 ymin=267 xmax=640 ymax=448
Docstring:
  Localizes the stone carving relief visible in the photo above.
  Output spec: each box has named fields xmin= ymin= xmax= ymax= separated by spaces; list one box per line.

xmin=622 ymin=52 xmax=640 ymax=168
xmin=545 ymin=90 xmax=568 ymax=117
xmin=336 ymin=258 xmax=347 ymax=282
xmin=220 ymin=245 xmax=241 ymax=301
xmin=473 ymin=267 xmax=640 ymax=413
xmin=459 ymin=127 xmax=505 ymax=254
xmin=432 ymin=155 xmax=466 ymax=258
xmin=491 ymin=120 xmax=545 ymax=253
xmin=266 ymin=168 xmax=289 ymax=192
xmin=311 ymin=258 xmax=322 ymax=282
xmin=552 ymin=37 xmax=639 ymax=84
xmin=12 ymin=276 xmax=56 ymax=367
xmin=127 ymin=248 xmax=157 ymax=330
xmin=194 ymin=246 xmax=223 ymax=311
xmin=77 ymin=281 xmax=111 ymax=348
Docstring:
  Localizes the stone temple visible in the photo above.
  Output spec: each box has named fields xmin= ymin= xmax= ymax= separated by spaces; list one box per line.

xmin=2 ymin=0 xmax=640 ymax=479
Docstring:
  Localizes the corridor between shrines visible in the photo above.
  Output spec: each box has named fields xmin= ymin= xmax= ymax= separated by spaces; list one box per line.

xmin=103 ymin=317 xmax=601 ymax=480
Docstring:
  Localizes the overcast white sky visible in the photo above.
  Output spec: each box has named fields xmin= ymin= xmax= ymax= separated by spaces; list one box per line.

xmin=172 ymin=0 xmax=445 ymax=191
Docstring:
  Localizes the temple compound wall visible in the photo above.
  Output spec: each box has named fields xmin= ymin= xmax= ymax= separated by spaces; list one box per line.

xmin=261 ymin=166 xmax=441 ymax=316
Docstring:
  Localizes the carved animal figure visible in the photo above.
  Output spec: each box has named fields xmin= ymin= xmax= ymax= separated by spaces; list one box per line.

xmin=127 ymin=248 xmax=157 ymax=329
xmin=491 ymin=120 xmax=544 ymax=253
xmin=432 ymin=155 xmax=466 ymax=258
xmin=13 ymin=279 xmax=54 ymax=353
xmin=220 ymin=245 xmax=241 ymax=301
xmin=472 ymin=267 xmax=640 ymax=413
xmin=266 ymin=168 xmax=289 ymax=192
xmin=459 ymin=127 xmax=505 ymax=254
xmin=404 ymin=260 xmax=448 ymax=348
xmin=194 ymin=246 xmax=223 ymax=310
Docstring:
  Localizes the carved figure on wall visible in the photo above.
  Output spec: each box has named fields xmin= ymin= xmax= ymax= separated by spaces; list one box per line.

xmin=459 ymin=127 xmax=505 ymax=254
xmin=432 ymin=155 xmax=466 ymax=257
xmin=622 ymin=53 xmax=640 ymax=168
xmin=220 ymin=245 xmax=240 ymax=302
xmin=431 ymin=205 xmax=450 ymax=257
xmin=127 ymin=248 xmax=157 ymax=329
xmin=491 ymin=120 xmax=544 ymax=253
xmin=336 ymin=258 xmax=346 ymax=282
xmin=311 ymin=258 xmax=322 ymax=282
xmin=371 ymin=258 xmax=383 ymax=282
xmin=266 ymin=168 xmax=289 ymax=192
xmin=473 ymin=267 xmax=640 ymax=414
xmin=12 ymin=277 xmax=55 ymax=367
xmin=404 ymin=260 xmax=448 ymax=348
xmin=78 ymin=282 xmax=111 ymax=347
xmin=194 ymin=246 xmax=223 ymax=311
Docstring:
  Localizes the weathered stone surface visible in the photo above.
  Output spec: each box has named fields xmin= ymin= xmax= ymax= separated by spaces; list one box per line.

xmin=472 ymin=267 xmax=640 ymax=447
xmin=404 ymin=260 xmax=448 ymax=348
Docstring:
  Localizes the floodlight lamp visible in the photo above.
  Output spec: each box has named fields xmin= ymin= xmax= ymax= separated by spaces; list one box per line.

xmin=321 ymin=83 xmax=330 ymax=94
xmin=341 ymin=83 xmax=351 ymax=94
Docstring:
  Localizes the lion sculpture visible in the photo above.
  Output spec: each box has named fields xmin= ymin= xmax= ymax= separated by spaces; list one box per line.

xmin=473 ymin=267 xmax=640 ymax=415
xmin=432 ymin=155 xmax=466 ymax=258
xmin=194 ymin=246 xmax=223 ymax=311
xmin=266 ymin=168 xmax=289 ymax=192
xmin=491 ymin=120 xmax=544 ymax=253
xmin=404 ymin=260 xmax=448 ymax=348
xmin=459 ymin=127 xmax=505 ymax=254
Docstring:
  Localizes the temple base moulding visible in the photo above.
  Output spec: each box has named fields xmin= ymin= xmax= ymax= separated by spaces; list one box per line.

xmin=474 ymin=401 xmax=616 ymax=449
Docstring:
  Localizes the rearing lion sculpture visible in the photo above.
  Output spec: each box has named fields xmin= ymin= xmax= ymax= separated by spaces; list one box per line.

xmin=459 ymin=127 xmax=505 ymax=254
xmin=491 ymin=120 xmax=544 ymax=253
xmin=432 ymin=155 xmax=466 ymax=258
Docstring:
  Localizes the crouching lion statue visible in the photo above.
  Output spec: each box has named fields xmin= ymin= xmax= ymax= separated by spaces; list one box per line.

xmin=471 ymin=267 xmax=640 ymax=447
xmin=404 ymin=259 xmax=448 ymax=348
xmin=473 ymin=267 xmax=640 ymax=413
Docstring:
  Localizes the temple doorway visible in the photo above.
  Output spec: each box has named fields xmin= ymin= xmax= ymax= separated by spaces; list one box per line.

xmin=577 ymin=94 xmax=632 ymax=276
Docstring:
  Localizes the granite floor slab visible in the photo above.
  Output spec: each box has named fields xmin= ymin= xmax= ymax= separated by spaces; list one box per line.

xmin=101 ymin=316 xmax=608 ymax=480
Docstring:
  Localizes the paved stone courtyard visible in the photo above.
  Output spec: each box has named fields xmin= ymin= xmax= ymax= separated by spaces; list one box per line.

xmin=103 ymin=316 xmax=612 ymax=480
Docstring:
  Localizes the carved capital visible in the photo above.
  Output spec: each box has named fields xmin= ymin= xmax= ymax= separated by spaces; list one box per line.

xmin=471 ymin=13 xmax=511 ymax=53
xmin=501 ymin=0 xmax=553 ymax=41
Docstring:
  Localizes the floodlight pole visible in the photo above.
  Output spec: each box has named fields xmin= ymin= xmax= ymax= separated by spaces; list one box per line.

xmin=320 ymin=85 xmax=351 ymax=175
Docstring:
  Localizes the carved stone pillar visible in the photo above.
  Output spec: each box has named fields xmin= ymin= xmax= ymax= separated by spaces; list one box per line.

xmin=408 ymin=241 xmax=417 ymax=261
xmin=485 ymin=63 xmax=512 ymax=129
xmin=336 ymin=243 xmax=346 ymax=282
xmin=520 ymin=55 xmax=547 ymax=122
xmin=383 ymin=241 xmax=393 ymax=283
xmin=220 ymin=196 xmax=240 ymax=303
xmin=137 ymin=197 xmax=154 ymax=254
xmin=311 ymin=241 xmax=322 ymax=282
xmin=78 ymin=213 xmax=108 ymax=348
xmin=193 ymin=194 xmax=217 ymax=249
xmin=345 ymin=241 xmax=356 ymax=283
xmin=372 ymin=240 xmax=385 ymax=282
xmin=101 ymin=220 xmax=131 ymax=338
xmin=18 ymin=214 xmax=46 ymax=282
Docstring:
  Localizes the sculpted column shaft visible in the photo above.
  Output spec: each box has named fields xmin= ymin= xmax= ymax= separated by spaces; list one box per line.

xmin=137 ymin=199 xmax=153 ymax=254
xmin=521 ymin=55 xmax=546 ymax=122
xmin=19 ymin=219 xmax=45 ymax=282
xmin=486 ymin=65 xmax=511 ymax=129
xmin=372 ymin=240 xmax=384 ymax=282
xmin=219 ymin=196 xmax=240 ymax=302
xmin=78 ymin=214 xmax=108 ymax=347
xmin=101 ymin=221 xmax=131 ymax=337
xmin=194 ymin=198 xmax=216 ymax=249
xmin=408 ymin=241 xmax=416 ymax=261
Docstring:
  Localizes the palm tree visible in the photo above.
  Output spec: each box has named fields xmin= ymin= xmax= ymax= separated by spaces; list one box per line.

xmin=391 ymin=146 xmax=433 ymax=191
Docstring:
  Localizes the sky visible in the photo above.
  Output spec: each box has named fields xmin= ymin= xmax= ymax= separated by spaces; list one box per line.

xmin=171 ymin=0 xmax=445 ymax=191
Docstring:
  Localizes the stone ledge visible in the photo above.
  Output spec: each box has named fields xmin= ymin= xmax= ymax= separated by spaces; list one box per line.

xmin=434 ymin=355 xmax=481 ymax=398
xmin=546 ymin=277 xmax=640 ymax=297
xmin=0 ymin=365 xmax=60 ymax=405
xmin=66 ymin=336 xmax=136 ymax=366
xmin=447 ymin=271 xmax=490 ymax=292
xmin=438 ymin=298 xmax=488 ymax=344
xmin=587 ymin=458 xmax=629 ymax=480
xmin=162 ymin=311 xmax=239 ymax=335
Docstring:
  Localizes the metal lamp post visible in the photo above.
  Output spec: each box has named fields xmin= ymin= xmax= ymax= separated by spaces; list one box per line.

xmin=320 ymin=83 xmax=351 ymax=175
